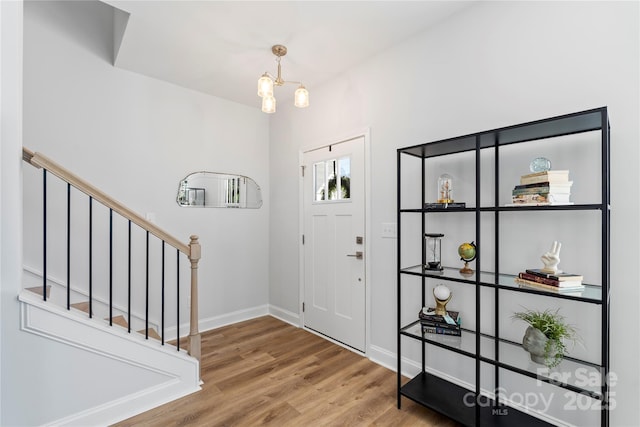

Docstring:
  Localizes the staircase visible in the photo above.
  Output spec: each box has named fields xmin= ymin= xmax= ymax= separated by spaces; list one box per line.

xmin=19 ymin=147 xmax=202 ymax=425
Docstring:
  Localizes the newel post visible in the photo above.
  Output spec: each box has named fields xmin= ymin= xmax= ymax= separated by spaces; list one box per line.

xmin=188 ymin=235 xmax=201 ymax=363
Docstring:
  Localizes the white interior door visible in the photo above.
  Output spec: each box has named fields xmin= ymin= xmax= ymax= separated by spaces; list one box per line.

xmin=303 ymin=136 xmax=365 ymax=352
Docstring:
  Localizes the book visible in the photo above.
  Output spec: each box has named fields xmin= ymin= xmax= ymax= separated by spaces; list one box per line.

xmin=518 ymin=272 xmax=582 ymax=287
xmin=520 ymin=170 xmax=570 ymax=185
xmin=420 ymin=319 xmax=461 ymax=331
xmin=505 ymin=202 xmax=574 ymax=207
xmin=422 ymin=325 xmax=462 ymax=336
xmin=515 ymin=278 xmax=585 ymax=295
xmin=512 ymin=187 xmax=572 ymax=196
xmin=424 ymin=202 xmax=466 ymax=209
xmin=513 ymin=181 xmax=573 ymax=191
xmin=511 ymin=193 xmax=571 ymax=204
xmin=525 ymin=268 xmax=583 ymax=282
xmin=512 ymin=188 xmax=572 ymax=196
xmin=418 ymin=308 xmax=460 ymax=326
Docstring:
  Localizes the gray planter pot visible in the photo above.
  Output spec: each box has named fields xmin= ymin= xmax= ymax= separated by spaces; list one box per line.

xmin=522 ymin=326 xmax=561 ymax=366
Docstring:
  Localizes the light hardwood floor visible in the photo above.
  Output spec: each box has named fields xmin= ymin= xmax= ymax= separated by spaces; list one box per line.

xmin=113 ymin=316 xmax=461 ymax=426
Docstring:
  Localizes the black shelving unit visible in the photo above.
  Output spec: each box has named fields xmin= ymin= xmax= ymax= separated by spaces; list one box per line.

xmin=396 ymin=107 xmax=610 ymax=426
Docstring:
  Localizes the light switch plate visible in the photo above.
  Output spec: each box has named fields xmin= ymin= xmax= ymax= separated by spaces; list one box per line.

xmin=381 ymin=222 xmax=397 ymax=239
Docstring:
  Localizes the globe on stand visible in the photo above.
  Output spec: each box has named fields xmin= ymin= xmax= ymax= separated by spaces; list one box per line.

xmin=458 ymin=241 xmax=477 ymax=275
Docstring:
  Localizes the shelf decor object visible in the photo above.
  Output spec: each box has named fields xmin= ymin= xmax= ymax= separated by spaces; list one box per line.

xmin=433 ymin=284 xmax=452 ymax=316
xmin=437 ymin=173 xmax=454 ymax=203
xmin=397 ymin=107 xmax=610 ymax=427
xmin=513 ymin=307 xmax=579 ymax=368
xmin=529 ymin=156 xmax=552 ymax=173
xmin=540 ymin=240 xmax=562 ymax=274
xmin=458 ymin=241 xmax=477 ymax=275
xmin=424 ymin=233 xmax=444 ymax=271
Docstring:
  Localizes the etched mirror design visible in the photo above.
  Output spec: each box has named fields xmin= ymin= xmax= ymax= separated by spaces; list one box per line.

xmin=176 ymin=172 xmax=263 ymax=208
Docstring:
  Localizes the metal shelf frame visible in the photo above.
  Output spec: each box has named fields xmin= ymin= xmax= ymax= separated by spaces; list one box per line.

xmin=396 ymin=107 xmax=610 ymax=426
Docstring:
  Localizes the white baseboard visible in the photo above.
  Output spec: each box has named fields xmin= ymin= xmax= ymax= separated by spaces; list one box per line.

xmin=197 ymin=304 xmax=270 ymax=333
xmin=368 ymin=344 xmax=398 ymax=372
xmin=268 ymin=304 xmax=300 ymax=327
xmin=47 ymin=380 xmax=200 ymax=427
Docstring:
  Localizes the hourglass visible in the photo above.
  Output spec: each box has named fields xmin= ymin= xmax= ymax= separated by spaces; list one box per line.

xmin=424 ymin=233 xmax=444 ymax=271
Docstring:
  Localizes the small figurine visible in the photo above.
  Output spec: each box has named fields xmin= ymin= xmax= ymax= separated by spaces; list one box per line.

xmin=541 ymin=241 xmax=561 ymax=274
xmin=437 ymin=174 xmax=454 ymax=204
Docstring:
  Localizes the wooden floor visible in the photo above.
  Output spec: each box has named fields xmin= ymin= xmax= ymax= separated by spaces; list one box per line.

xmin=113 ymin=316 xmax=461 ymax=427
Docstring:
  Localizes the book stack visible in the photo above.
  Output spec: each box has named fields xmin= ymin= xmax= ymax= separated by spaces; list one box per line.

xmin=418 ymin=307 xmax=461 ymax=336
xmin=515 ymin=268 xmax=585 ymax=295
xmin=510 ymin=170 xmax=573 ymax=206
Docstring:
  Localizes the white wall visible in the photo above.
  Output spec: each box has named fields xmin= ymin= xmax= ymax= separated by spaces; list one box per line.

xmin=269 ymin=1 xmax=639 ymax=426
xmin=22 ymin=0 xmax=270 ymax=328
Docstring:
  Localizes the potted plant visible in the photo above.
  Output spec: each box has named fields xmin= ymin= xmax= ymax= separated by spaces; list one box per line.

xmin=512 ymin=308 xmax=579 ymax=368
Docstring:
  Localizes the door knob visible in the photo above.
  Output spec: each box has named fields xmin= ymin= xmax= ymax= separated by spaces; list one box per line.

xmin=347 ymin=251 xmax=363 ymax=260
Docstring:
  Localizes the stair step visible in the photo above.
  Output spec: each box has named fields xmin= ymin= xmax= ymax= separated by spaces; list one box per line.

xmin=110 ymin=315 xmax=129 ymax=328
xmin=25 ymin=285 xmax=51 ymax=298
xmin=71 ymin=301 xmax=92 ymax=315
xmin=108 ymin=315 xmax=162 ymax=340
xmin=139 ymin=328 xmax=162 ymax=341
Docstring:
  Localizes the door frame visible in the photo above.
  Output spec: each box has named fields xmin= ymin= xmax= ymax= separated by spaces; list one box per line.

xmin=298 ymin=128 xmax=371 ymax=355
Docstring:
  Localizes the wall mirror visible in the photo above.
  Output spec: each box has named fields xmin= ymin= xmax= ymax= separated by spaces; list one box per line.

xmin=176 ymin=172 xmax=263 ymax=208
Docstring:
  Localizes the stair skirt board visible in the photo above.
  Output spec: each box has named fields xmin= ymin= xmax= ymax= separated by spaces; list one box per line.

xmin=19 ymin=291 xmax=201 ymax=426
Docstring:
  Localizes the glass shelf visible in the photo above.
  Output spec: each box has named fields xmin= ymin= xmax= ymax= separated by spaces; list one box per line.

xmin=399 ymin=265 xmax=603 ymax=303
xmin=399 ymin=203 xmax=605 ymax=213
xmin=401 ymin=320 xmax=603 ymax=399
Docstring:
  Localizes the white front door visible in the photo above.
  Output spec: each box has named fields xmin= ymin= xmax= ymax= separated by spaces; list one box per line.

xmin=303 ymin=136 xmax=365 ymax=352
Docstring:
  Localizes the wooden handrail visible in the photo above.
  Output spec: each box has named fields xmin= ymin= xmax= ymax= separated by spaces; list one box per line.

xmin=23 ymin=148 xmax=189 ymax=255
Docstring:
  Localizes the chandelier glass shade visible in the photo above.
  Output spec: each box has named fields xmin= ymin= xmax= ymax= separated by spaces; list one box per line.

xmin=257 ymin=73 xmax=273 ymax=98
xmin=257 ymin=45 xmax=309 ymax=113
xmin=294 ymin=85 xmax=309 ymax=108
xmin=261 ymin=94 xmax=276 ymax=114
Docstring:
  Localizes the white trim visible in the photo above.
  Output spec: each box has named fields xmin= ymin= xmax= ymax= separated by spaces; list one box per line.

xmin=368 ymin=344 xmax=401 ymax=373
xmin=44 ymin=380 xmax=199 ymax=427
xmin=298 ymin=127 xmax=372 ymax=355
xmin=195 ymin=304 xmax=269 ymax=333
xmin=269 ymin=304 xmax=300 ymax=327
xmin=298 ymin=148 xmax=306 ymax=336
xmin=303 ymin=325 xmax=365 ymax=357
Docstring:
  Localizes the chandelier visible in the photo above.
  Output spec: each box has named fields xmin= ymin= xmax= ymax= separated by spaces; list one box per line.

xmin=257 ymin=45 xmax=309 ymax=113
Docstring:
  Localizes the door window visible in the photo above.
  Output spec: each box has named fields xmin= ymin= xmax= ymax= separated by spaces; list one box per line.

xmin=313 ymin=156 xmax=351 ymax=202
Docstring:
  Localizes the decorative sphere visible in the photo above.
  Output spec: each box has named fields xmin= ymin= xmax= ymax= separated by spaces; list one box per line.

xmin=434 ymin=284 xmax=451 ymax=301
xmin=529 ymin=157 xmax=552 ymax=173
xmin=458 ymin=242 xmax=477 ymax=262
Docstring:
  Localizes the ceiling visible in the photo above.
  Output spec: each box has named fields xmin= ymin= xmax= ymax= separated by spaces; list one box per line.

xmin=105 ymin=1 xmax=473 ymax=109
